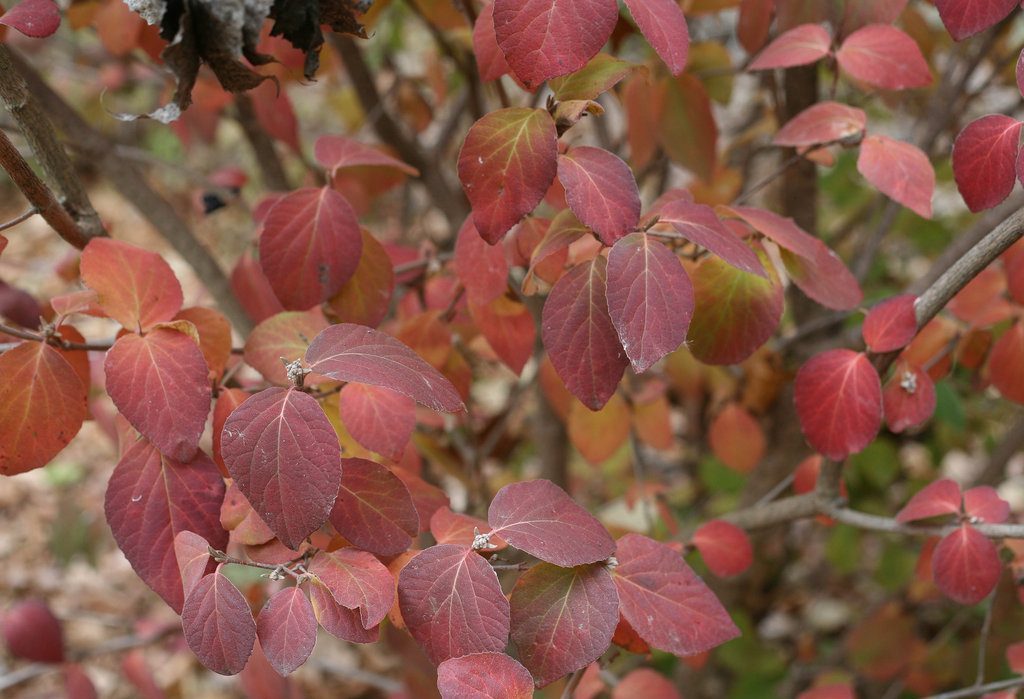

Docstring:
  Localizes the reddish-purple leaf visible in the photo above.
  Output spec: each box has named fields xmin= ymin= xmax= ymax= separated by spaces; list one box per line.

xmin=470 ymin=295 xmax=536 ymax=375
xmin=339 ymin=384 xmax=416 ymax=460
xmin=308 ymin=548 xmax=394 ymax=629
xmin=437 ymin=652 xmax=534 ymax=699
xmin=493 ymin=0 xmax=618 ymax=88
xmin=857 ymin=136 xmax=934 ymax=218
xmin=794 ymin=350 xmax=882 ymax=460
xmin=220 ymin=387 xmax=342 ymax=549
xmin=932 ymin=524 xmax=1002 ymax=605
xmin=606 ymin=232 xmax=694 ymax=373
xmin=952 ymin=115 xmax=1023 ymax=212
xmin=80 ymin=238 xmax=183 ymax=331
xmin=692 ymin=520 xmax=754 ymax=578
xmin=773 ymin=101 xmax=867 ymax=147
xmin=1018 ymin=47 xmax=1024 ymax=97
xmin=895 ymin=479 xmax=962 ymax=523
xmin=0 ymin=0 xmax=61 ymax=39
xmin=934 ymin=0 xmax=1017 ymax=41
xmin=393 ymin=468 xmax=450 ymax=532
xmin=963 ymin=486 xmax=1010 ymax=523
xmin=105 ymin=439 xmax=227 ymax=613
xmin=473 ymin=2 xmax=512 ymax=81
xmin=557 ymin=146 xmax=640 ymax=246
xmin=329 ymin=458 xmax=418 ymax=556
xmin=455 ymin=216 xmax=510 ymax=305
xmin=62 ymin=663 xmax=97 ymax=699
xmin=458 ymin=108 xmax=558 ymax=243
xmin=623 ymin=0 xmax=689 ymax=75
xmin=510 ymin=562 xmax=618 ymax=686
xmin=749 ymin=24 xmax=832 ymax=70
xmin=174 ymin=531 xmax=211 ymax=599
xmin=307 ymin=579 xmax=379 ymax=643
xmin=181 ymin=570 xmax=256 ymax=675
xmin=256 ymin=587 xmax=317 ymax=676
xmin=989 ymin=322 xmax=1024 ymax=404
xmin=313 ymin=135 xmax=418 ymax=177
xmin=431 ymin=507 xmax=507 ymax=550
xmin=541 ymin=257 xmax=628 ymax=409
xmin=657 ymin=200 xmax=765 ymax=277
xmin=883 ymin=363 xmax=936 ymax=433
xmin=836 ymin=25 xmax=932 ymax=90
xmin=2 ymin=599 xmax=64 ymax=663
xmin=488 ymin=479 xmax=615 ymax=566
xmin=244 ymin=309 xmax=329 ymax=386
xmin=398 ymin=544 xmax=511 ymax=664
xmin=863 ymin=294 xmax=918 ymax=353
xmin=305 ymin=323 xmax=465 ymax=412
xmin=259 ymin=186 xmax=362 ymax=309
xmin=105 ymin=329 xmax=211 ymax=463
xmin=612 ymin=534 xmax=740 ymax=656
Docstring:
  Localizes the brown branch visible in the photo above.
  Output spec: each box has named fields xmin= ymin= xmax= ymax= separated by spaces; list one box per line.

xmin=0 ymin=322 xmax=245 ymax=354
xmin=234 ymin=93 xmax=291 ymax=192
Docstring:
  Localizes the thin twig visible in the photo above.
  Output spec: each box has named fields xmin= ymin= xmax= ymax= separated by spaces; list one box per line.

xmin=0 ymin=206 xmax=37 ymax=232
xmin=923 ymin=677 xmax=1024 ymax=699
xmin=560 ymin=667 xmax=586 ymax=699
xmin=975 ymin=593 xmax=995 ymax=686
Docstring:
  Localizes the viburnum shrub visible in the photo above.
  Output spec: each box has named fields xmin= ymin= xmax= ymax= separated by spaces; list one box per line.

xmin=4 ymin=0 xmax=1024 ymax=697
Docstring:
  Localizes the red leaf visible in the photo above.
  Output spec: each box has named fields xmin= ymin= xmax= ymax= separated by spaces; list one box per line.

xmin=220 ymin=387 xmax=342 ymax=549
xmin=606 ymin=233 xmax=694 ymax=373
xmin=0 ymin=341 xmax=86 ymax=476
xmin=307 ymin=579 xmax=379 ymax=643
xmin=773 ymin=101 xmax=867 ymax=147
xmin=883 ymin=363 xmax=936 ymax=433
xmin=612 ymin=534 xmax=739 ymax=656
xmin=430 ymin=507 xmax=507 ymax=549
xmin=0 ymin=0 xmax=61 ymax=38
xmin=623 ymin=0 xmax=690 ymax=75
xmin=794 ymin=350 xmax=882 ymax=460
xmin=244 ymin=309 xmax=328 ymax=386
xmin=963 ymin=486 xmax=1010 ymax=523
xmin=1007 ymin=640 xmax=1024 ymax=673
xmin=657 ymin=201 xmax=765 ymax=277
xmin=749 ymin=24 xmax=832 ymax=70
xmin=989 ymin=322 xmax=1024 ymax=404
xmin=175 ymin=307 xmax=232 ymax=378
xmin=326 ymin=229 xmax=395 ymax=328
xmin=895 ymin=479 xmax=962 ymax=523
xmin=397 ymin=544 xmax=511 ymax=664
xmin=239 ymin=639 xmax=301 ymax=699
xmin=308 ymin=548 xmax=393 ymax=629
xmin=329 ymin=458 xmax=419 ymax=556
xmin=393 ymin=468 xmax=450 ymax=531
xmin=857 ymin=136 xmax=934 ymax=218
xmin=952 ymin=115 xmax=1023 ymax=212
xmin=509 ymin=562 xmax=618 ymax=686
xmin=259 ymin=187 xmax=362 ymax=309
xmin=488 ymin=479 xmax=616 ymax=566
xmin=305 ymin=323 xmax=465 ymax=412
xmin=455 ymin=216 xmax=510 ymax=305
xmin=568 ymin=393 xmax=631 ymax=464
xmin=213 ymin=389 xmax=248 ymax=476
xmin=469 ymin=295 xmax=536 ymax=375
xmin=1018 ymin=47 xmax=1024 ymax=98
xmin=314 ymin=135 xmax=418 ymax=177
xmin=437 ymin=652 xmax=534 ymax=699
xmin=230 ymin=250 xmax=284 ymax=324
xmin=541 ymin=257 xmax=628 ymax=409
xmin=836 ymin=24 xmax=932 ymax=90
xmin=473 ymin=3 xmax=512 ymax=82
xmin=863 ymin=294 xmax=918 ymax=352
xmin=256 ymin=587 xmax=317 ymax=676
xmin=708 ymin=404 xmax=765 ymax=473
xmin=658 ymin=74 xmax=718 ymax=182
xmin=63 ymin=664 xmax=97 ymax=699
xmin=2 ymin=599 xmax=64 ymax=663
xmin=80 ymin=239 xmax=183 ymax=331
xmin=557 ymin=146 xmax=641 ymax=246
xmin=104 ymin=329 xmax=211 ymax=463
xmin=181 ymin=570 xmax=256 ymax=675
xmin=493 ymin=0 xmax=618 ymax=88
xmin=692 ymin=520 xmax=753 ymax=578
xmin=339 ymin=384 xmax=416 ymax=460
xmin=105 ymin=440 xmax=226 ymax=612
xmin=934 ymin=0 xmax=1017 ymax=41
xmin=174 ymin=531 xmax=211 ymax=599
xmin=612 ymin=668 xmax=682 ymax=699
xmin=458 ymin=108 xmax=558 ymax=243
xmin=931 ymin=524 xmax=1002 ymax=605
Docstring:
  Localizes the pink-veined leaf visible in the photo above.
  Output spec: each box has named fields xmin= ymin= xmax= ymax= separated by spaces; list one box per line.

xmin=657 ymin=200 xmax=765 ymax=276
xmin=104 ymin=329 xmax=211 ymax=463
xmin=454 ymin=216 xmax=510 ymax=305
xmin=308 ymin=547 xmax=394 ymax=629
xmin=259 ymin=186 xmax=362 ymax=309
xmin=857 ymin=136 xmax=934 ymax=218
xmin=325 ymin=229 xmax=395 ymax=328
xmin=329 ymin=458 xmax=419 ymax=556
xmin=457 ymin=108 xmax=558 ymax=243
xmin=541 ymin=257 xmax=628 ymax=409
xmin=174 ymin=531 xmax=211 ymax=599
xmin=952 ymin=115 xmax=1023 ymax=212
xmin=397 ymin=544 xmax=511 ymax=664
xmin=622 ymin=0 xmax=689 ymax=75
xmin=692 ymin=520 xmax=753 ymax=578
xmin=883 ymin=363 xmax=936 ymax=433
xmin=0 ymin=0 xmax=61 ymax=39
xmin=863 ymin=294 xmax=918 ymax=352
xmin=1 ymin=599 xmax=64 ymax=663
xmin=606 ymin=232 xmax=694 ymax=373
xmin=509 ymin=562 xmax=619 ymax=686
xmin=794 ymin=349 xmax=882 ymax=460
xmin=313 ymin=135 xmax=418 ymax=177
xmin=492 ymin=0 xmax=618 ymax=88
xmin=989 ymin=322 xmax=1024 ymax=404
xmin=220 ymin=387 xmax=342 ymax=549
xmin=437 ymin=652 xmax=533 ymax=699
xmin=430 ymin=507 xmax=507 ymax=550
xmin=557 ymin=146 xmax=641 ymax=245
xmin=307 ymin=579 xmax=379 ymax=643
xmin=895 ymin=479 xmax=962 ymax=523
xmin=932 ymin=524 xmax=1002 ymax=605
xmin=305 ymin=323 xmax=465 ymax=412
xmin=255 ymin=587 xmax=317 ymax=676
xmin=934 ymin=0 xmax=1017 ymax=41
xmin=487 ymin=479 xmax=616 ymax=566
xmin=105 ymin=440 xmax=227 ymax=613
xmin=708 ymin=403 xmax=765 ymax=473
xmin=80 ymin=238 xmax=183 ymax=331
xmin=181 ymin=570 xmax=256 ymax=675
xmin=773 ymin=101 xmax=867 ymax=147
xmin=748 ymin=23 xmax=832 ymax=70
xmin=612 ymin=533 xmax=739 ymax=656
xmin=339 ymin=383 xmax=416 ymax=460
xmin=835 ymin=24 xmax=932 ymax=90
xmin=243 ymin=309 xmax=329 ymax=387
xmin=963 ymin=486 xmax=1010 ymax=523
xmin=612 ymin=668 xmax=682 ymax=699
xmin=473 ymin=2 xmax=512 ymax=82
